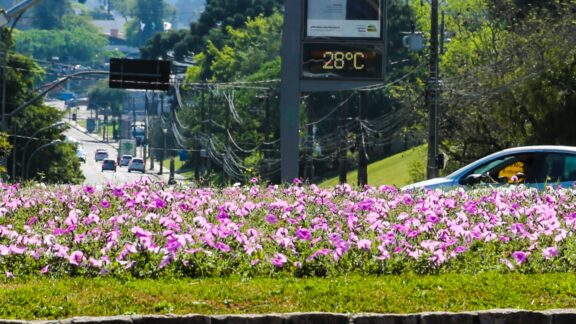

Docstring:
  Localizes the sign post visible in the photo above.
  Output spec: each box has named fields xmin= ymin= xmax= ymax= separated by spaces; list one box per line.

xmin=280 ymin=0 xmax=387 ymax=182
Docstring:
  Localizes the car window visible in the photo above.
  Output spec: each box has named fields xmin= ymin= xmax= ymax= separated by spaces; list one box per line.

xmin=463 ymin=153 xmax=539 ymax=184
xmin=541 ymin=153 xmax=576 ymax=183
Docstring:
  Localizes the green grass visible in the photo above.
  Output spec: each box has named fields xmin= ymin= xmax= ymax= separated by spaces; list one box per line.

xmin=1 ymin=273 xmax=576 ymax=319
xmin=319 ymin=145 xmax=427 ymax=188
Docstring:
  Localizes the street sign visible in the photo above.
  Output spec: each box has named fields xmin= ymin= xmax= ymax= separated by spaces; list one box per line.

xmin=109 ymin=58 xmax=171 ymax=91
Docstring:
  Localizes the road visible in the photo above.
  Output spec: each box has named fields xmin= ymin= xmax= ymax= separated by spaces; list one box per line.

xmin=66 ymin=125 xmax=156 ymax=186
xmin=45 ymin=99 xmax=161 ymax=187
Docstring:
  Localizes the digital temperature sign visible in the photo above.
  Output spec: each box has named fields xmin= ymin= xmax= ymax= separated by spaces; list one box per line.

xmin=302 ymin=43 xmax=383 ymax=80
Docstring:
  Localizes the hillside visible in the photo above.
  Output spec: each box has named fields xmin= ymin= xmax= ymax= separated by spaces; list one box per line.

xmin=318 ymin=145 xmax=427 ymax=188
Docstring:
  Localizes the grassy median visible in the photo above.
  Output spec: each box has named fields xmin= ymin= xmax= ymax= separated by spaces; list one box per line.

xmin=1 ymin=273 xmax=576 ymax=320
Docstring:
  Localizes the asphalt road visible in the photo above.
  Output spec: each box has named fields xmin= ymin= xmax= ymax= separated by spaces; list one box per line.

xmin=44 ymin=99 xmax=157 ymax=186
xmin=66 ymin=125 xmax=155 ymax=186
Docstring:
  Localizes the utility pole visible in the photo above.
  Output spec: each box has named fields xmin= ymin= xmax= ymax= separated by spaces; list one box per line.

xmin=158 ymin=96 xmax=165 ymax=175
xmin=143 ymin=91 xmax=148 ymax=163
xmin=263 ymin=92 xmax=270 ymax=181
xmin=206 ymin=90 xmax=212 ymax=177
xmin=339 ymin=92 xmax=349 ymax=184
xmin=426 ymin=0 xmax=441 ymax=179
xmin=357 ymin=91 xmax=368 ymax=187
xmin=194 ymin=86 xmax=204 ymax=181
xmin=304 ymin=96 xmax=314 ymax=181
xmin=223 ymin=96 xmax=230 ymax=186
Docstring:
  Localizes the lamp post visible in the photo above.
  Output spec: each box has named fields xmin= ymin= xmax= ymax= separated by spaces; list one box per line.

xmin=168 ymin=153 xmax=175 ymax=185
xmin=158 ymin=128 xmax=167 ymax=175
xmin=25 ymin=139 xmax=62 ymax=179
xmin=17 ymin=121 xmax=64 ymax=179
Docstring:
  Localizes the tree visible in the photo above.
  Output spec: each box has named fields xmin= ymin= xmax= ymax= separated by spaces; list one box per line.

xmin=1 ymin=26 xmax=84 ymax=183
xmin=86 ymin=80 xmax=127 ymax=118
xmin=438 ymin=0 xmax=576 ymax=170
xmin=30 ymin=0 xmax=74 ymax=30
xmin=139 ymin=0 xmax=283 ymax=61
xmin=14 ymin=28 xmax=108 ymax=63
xmin=124 ymin=0 xmax=166 ymax=47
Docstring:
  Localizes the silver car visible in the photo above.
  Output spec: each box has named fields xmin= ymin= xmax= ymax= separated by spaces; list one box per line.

xmin=403 ymin=145 xmax=576 ymax=191
xmin=128 ymin=158 xmax=145 ymax=173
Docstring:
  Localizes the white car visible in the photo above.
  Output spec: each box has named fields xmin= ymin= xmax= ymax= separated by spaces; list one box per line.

xmin=402 ymin=145 xmax=576 ymax=191
xmin=128 ymin=158 xmax=145 ymax=173
xmin=76 ymin=149 xmax=86 ymax=163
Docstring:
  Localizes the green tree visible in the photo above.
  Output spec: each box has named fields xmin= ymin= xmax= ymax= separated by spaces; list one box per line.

xmin=15 ymin=28 xmax=108 ymax=63
xmin=30 ymin=0 xmax=74 ymax=30
xmin=437 ymin=0 xmax=576 ymax=170
xmin=139 ymin=0 xmax=282 ymax=61
xmin=86 ymin=80 xmax=127 ymax=118
xmin=125 ymin=0 xmax=166 ymax=47
xmin=0 ymin=26 xmax=83 ymax=183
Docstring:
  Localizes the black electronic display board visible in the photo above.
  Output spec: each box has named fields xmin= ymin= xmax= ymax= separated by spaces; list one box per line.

xmin=302 ymin=43 xmax=383 ymax=80
xmin=109 ymin=58 xmax=171 ymax=91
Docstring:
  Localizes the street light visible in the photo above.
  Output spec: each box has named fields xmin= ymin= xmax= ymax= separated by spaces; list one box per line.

xmin=19 ymin=121 xmax=65 ymax=179
xmin=158 ymin=128 xmax=167 ymax=175
xmin=25 ymin=139 xmax=62 ymax=179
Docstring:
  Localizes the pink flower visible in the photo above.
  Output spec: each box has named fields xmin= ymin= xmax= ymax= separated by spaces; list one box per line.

xmin=215 ymin=242 xmax=231 ymax=253
xmin=159 ymin=255 xmax=172 ymax=269
xmin=512 ymin=251 xmax=529 ymax=265
xmin=542 ymin=247 xmax=558 ymax=260
xmin=357 ymin=239 xmax=372 ymax=250
xmin=112 ymin=188 xmax=124 ymax=197
xmin=154 ymin=198 xmax=167 ymax=209
xmin=272 ymin=253 xmax=288 ymax=267
xmin=69 ymin=250 xmax=84 ymax=266
xmin=265 ymin=214 xmax=278 ymax=224
xmin=40 ymin=265 xmax=50 ymax=274
xmin=100 ymin=199 xmax=111 ymax=209
xmin=83 ymin=186 xmax=95 ymax=194
xmin=296 ymin=228 xmax=312 ymax=241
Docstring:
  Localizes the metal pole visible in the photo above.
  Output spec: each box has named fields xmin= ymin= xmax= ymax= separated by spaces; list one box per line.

xmin=194 ymin=86 xmax=204 ymax=181
xmin=10 ymin=136 xmax=15 ymax=181
xmin=206 ymin=90 xmax=212 ymax=176
xmin=1 ymin=28 xmax=8 ymax=134
xmin=339 ymin=92 xmax=349 ymax=184
xmin=159 ymin=129 xmax=165 ymax=175
xmin=279 ymin=0 xmax=302 ymax=182
xmin=223 ymin=95 xmax=230 ymax=186
xmin=357 ymin=91 xmax=368 ymax=187
xmin=263 ymin=92 xmax=270 ymax=181
xmin=168 ymin=155 xmax=175 ymax=184
xmin=426 ymin=0 xmax=440 ymax=179
xmin=305 ymin=96 xmax=314 ymax=180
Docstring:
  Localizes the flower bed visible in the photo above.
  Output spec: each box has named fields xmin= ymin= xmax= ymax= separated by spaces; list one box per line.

xmin=1 ymin=179 xmax=575 ymax=278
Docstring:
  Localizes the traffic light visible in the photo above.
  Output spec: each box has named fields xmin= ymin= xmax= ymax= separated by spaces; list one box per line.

xmin=72 ymin=113 xmax=77 ymax=121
